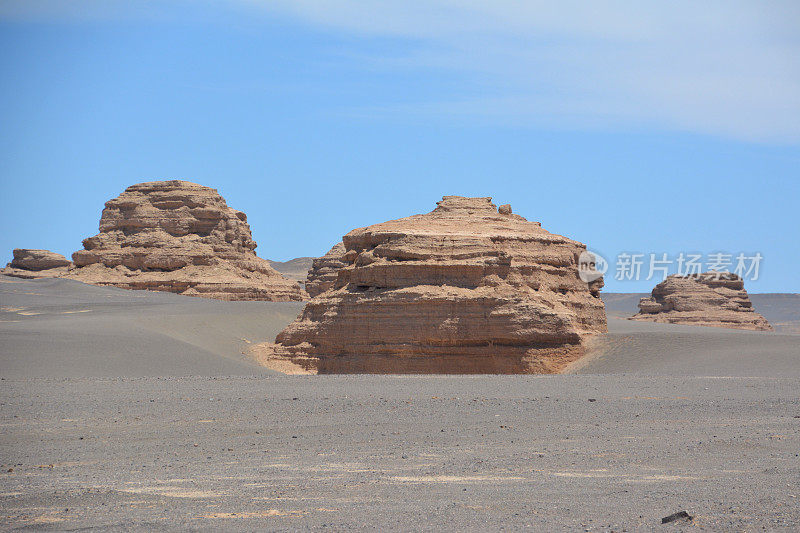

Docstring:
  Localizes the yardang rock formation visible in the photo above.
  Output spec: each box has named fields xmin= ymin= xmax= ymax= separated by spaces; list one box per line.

xmin=305 ymin=242 xmax=347 ymax=297
xmin=253 ymin=196 xmax=607 ymax=374
xmin=631 ymin=272 xmax=772 ymax=331
xmin=67 ymin=180 xmax=306 ymax=301
xmin=2 ymin=180 xmax=306 ymax=301
xmin=2 ymin=249 xmax=72 ymax=279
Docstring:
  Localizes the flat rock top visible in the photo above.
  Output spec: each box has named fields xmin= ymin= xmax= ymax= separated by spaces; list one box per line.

xmin=346 ymin=196 xmax=569 ymax=243
xmin=105 ymin=180 xmax=237 ymax=215
xmin=115 ymin=179 xmax=227 ymax=199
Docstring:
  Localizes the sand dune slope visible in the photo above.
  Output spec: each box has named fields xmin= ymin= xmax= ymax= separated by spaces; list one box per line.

xmin=569 ymin=317 xmax=800 ymax=376
xmin=2 ymin=277 xmax=797 ymax=378
xmin=2 ymin=277 xmax=799 ymax=530
xmin=0 ymin=276 xmax=303 ymax=378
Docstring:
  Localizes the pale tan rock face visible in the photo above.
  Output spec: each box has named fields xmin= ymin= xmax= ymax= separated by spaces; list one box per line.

xmin=1 ymin=249 xmax=73 ymax=279
xmin=10 ymin=249 xmax=71 ymax=270
xmin=61 ymin=180 xmax=306 ymax=301
xmin=253 ymin=196 xmax=607 ymax=374
xmin=305 ymin=242 xmax=347 ymax=297
xmin=630 ymin=272 xmax=772 ymax=331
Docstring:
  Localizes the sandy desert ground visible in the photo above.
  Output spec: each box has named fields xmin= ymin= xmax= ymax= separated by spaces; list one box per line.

xmin=1 ymin=276 xmax=799 ymax=530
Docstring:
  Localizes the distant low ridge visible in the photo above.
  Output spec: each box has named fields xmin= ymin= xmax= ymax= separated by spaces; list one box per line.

xmin=267 ymin=256 xmax=315 ymax=283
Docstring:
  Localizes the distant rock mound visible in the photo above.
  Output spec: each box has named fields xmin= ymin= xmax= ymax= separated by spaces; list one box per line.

xmin=630 ymin=272 xmax=772 ymax=331
xmin=267 ymin=257 xmax=315 ymax=283
xmin=61 ymin=180 xmax=307 ymax=301
xmin=1 ymin=249 xmax=73 ymax=279
xmin=305 ymin=242 xmax=347 ymax=297
xmin=252 ymin=196 xmax=607 ymax=374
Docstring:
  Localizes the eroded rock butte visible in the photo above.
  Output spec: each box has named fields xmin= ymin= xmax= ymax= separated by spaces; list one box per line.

xmin=68 ymin=180 xmax=306 ymax=301
xmin=305 ymin=242 xmax=347 ymax=297
xmin=630 ymin=272 xmax=772 ymax=331
xmin=252 ymin=196 xmax=607 ymax=374
xmin=2 ymin=249 xmax=73 ymax=279
xmin=3 ymin=180 xmax=306 ymax=301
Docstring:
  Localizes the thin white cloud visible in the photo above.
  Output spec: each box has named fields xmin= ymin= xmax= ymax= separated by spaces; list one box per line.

xmin=248 ymin=0 xmax=800 ymax=143
xmin=3 ymin=0 xmax=799 ymax=143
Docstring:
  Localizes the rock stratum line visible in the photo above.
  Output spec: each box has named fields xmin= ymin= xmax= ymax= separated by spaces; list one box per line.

xmin=253 ymin=196 xmax=607 ymax=374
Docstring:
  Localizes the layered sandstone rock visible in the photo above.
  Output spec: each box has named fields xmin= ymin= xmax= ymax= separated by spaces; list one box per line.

xmin=305 ymin=242 xmax=347 ymax=297
xmin=1 ymin=249 xmax=73 ymax=279
xmin=631 ymin=272 xmax=772 ymax=331
xmin=252 ymin=196 xmax=607 ymax=374
xmin=62 ymin=180 xmax=306 ymax=301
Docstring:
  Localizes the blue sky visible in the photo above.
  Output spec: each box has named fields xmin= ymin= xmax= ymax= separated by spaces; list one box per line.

xmin=1 ymin=1 xmax=798 ymax=292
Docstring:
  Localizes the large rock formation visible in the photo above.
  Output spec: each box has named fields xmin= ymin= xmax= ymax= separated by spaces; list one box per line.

xmin=630 ymin=272 xmax=772 ymax=331
xmin=252 ymin=196 xmax=607 ymax=374
xmin=60 ymin=180 xmax=306 ymax=301
xmin=305 ymin=242 xmax=347 ymax=297
xmin=1 ymin=249 xmax=73 ymax=279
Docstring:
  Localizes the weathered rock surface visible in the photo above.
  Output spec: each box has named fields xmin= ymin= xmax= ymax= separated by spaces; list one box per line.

xmin=1 ymin=249 xmax=73 ymax=279
xmin=57 ymin=180 xmax=307 ymax=301
xmin=9 ymin=249 xmax=71 ymax=270
xmin=252 ymin=196 xmax=607 ymax=374
xmin=630 ymin=272 xmax=772 ymax=331
xmin=304 ymin=242 xmax=347 ymax=297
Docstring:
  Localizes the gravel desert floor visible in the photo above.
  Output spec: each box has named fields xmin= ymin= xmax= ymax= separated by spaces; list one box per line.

xmin=1 ymin=276 xmax=799 ymax=530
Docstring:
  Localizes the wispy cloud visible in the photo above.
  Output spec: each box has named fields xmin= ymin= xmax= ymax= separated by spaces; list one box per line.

xmin=250 ymin=0 xmax=800 ymax=143
xmin=3 ymin=0 xmax=799 ymax=143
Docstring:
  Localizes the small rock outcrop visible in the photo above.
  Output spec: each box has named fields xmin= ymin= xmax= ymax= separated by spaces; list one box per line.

xmin=630 ymin=272 xmax=772 ymax=331
xmin=305 ymin=242 xmax=347 ymax=297
xmin=60 ymin=180 xmax=306 ymax=301
xmin=252 ymin=196 xmax=607 ymax=374
xmin=1 ymin=249 xmax=73 ymax=278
